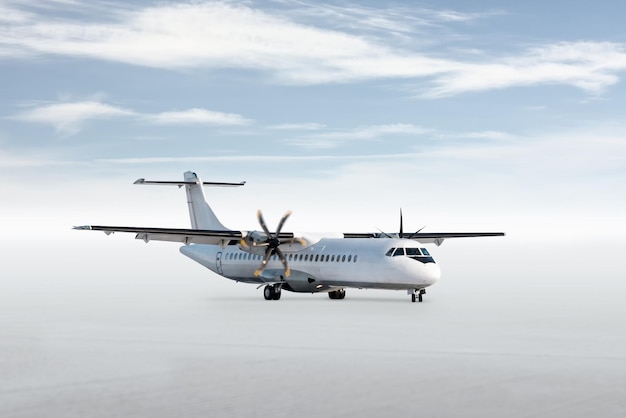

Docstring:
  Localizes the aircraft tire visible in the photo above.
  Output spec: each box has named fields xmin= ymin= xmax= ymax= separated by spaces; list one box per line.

xmin=272 ymin=286 xmax=282 ymax=300
xmin=264 ymin=285 xmax=274 ymax=300
xmin=418 ymin=293 xmax=423 ymax=303
xmin=411 ymin=294 xmax=416 ymax=303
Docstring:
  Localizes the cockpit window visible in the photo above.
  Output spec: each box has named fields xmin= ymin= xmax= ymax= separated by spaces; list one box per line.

xmin=386 ymin=247 xmax=434 ymax=263
xmin=406 ymin=248 xmax=421 ymax=256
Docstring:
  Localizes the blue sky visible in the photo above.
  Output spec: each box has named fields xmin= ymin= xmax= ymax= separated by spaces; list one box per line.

xmin=1 ymin=0 xmax=625 ymax=237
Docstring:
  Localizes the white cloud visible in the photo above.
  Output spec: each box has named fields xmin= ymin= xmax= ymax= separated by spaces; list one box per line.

xmin=11 ymin=100 xmax=252 ymax=134
xmin=147 ymin=108 xmax=251 ymax=126
xmin=316 ymin=123 xmax=430 ymax=139
xmin=94 ymin=154 xmax=413 ymax=165
xmin=447 ymin=131 xmax=515 ymax=140
xmin=424 ymin=42 xmax=626 ymax=97
xmin=269 ymin=123 xmax=326 ymax=130
xmin=12 ymin=101 xmax=134 ymax=135
xmin=0 ymin=148 xmax=87 ymax=167
xmin=2 ymin=3 xmax=625 ymax=96
xmin=289 ymin=123 xmax=431 ymax=148
xmin=281 ymin=2 xmax=500 ymax=36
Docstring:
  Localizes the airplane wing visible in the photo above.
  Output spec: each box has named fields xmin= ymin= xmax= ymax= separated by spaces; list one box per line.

xmin=342 ymin=232 xmax=505 ymax=246
xmin=73 ymin=225 xmax=247 ymax=245
xmin=75 ymin=225 xmax=503 ymax=247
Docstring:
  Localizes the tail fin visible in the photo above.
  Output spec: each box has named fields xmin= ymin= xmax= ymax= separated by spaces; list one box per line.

xmin=134 ymin=171 xmax=245 ymax=230
xmin=183 ymin=171 xmax=227 ymax=230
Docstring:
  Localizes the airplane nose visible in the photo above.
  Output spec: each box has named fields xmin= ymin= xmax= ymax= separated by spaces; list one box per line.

xmin=424 ymin=263 xmax=441 ymax=285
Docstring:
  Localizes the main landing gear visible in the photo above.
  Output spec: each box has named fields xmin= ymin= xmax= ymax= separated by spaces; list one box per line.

xmin=263 ymin=284 xmax=282 ymax=300
xmin=328 ymin=289 xmax=346 ymax=300
xmin=410 ymin=289 xmax=426 ymax=303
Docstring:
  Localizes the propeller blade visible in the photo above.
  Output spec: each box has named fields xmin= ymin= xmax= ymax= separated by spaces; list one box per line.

xmin=275 ymin=247 xmax=290 ymax=277
xmin=275 ymin=210 xmax=292 ymax=235
xmin=400 ymin=208 xmax=404 ymax=237
xmin=257 ymin=210 xmax=271 ymax=237
xmin=253 ymin=209 xmax=295 ymax=278
xmin=408 ymin=226 xmax=427 ymax=239
xmin=375 ymin=227 xmax=393 ymax=238
xmin=254 ymin=247 xmax=273 ymax=277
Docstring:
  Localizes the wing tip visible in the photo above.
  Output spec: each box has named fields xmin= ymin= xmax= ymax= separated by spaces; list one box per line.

xmin=73 ymin=225 xmax=92 ymax=230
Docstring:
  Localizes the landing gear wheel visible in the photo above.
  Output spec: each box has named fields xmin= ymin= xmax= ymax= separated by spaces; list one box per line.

xmin=263 ymin=285 xmax=274 ymax=300
xmin=272 ymin=285 xmax=282 ymax=300
xmin=411 ymin=289 xmax=426 ymax=303
xmin=329 ymin=289 xmax=346 ymax=300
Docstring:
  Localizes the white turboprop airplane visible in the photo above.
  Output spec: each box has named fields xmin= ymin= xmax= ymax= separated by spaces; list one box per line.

xmin=75 ymin=171 xmax=504 ymax=302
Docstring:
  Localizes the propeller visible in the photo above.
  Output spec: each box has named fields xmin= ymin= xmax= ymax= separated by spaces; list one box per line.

xmin=377 ymin=209 xmax=426 ymax=239
xmin=242 ymin=210 xmax=304 ymax=278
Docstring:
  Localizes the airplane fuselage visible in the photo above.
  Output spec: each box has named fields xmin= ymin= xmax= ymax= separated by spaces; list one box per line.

xmin=180 ymin=237 xmax=441 ymax=293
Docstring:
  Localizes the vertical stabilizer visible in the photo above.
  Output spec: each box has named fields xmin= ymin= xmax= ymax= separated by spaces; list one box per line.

xmin=183 ymin=171 xmax=228 ymax=230
xmin=133 ymin=171 xmax=245 ymax=230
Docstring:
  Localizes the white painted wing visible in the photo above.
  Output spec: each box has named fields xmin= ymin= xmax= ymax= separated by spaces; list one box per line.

xmin=73 ymin=225 xmax=245 ymax=245
xmin=342 ymin=232 xmax=505 ymax=246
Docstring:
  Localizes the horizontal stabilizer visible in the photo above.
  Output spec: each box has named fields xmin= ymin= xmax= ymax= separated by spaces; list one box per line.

xmin=134 ymin=178 xmax=245 ymax=187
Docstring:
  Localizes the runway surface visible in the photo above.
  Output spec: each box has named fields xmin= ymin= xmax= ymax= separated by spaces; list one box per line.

xmin=1 ymin=237 xmax=625 ymax=417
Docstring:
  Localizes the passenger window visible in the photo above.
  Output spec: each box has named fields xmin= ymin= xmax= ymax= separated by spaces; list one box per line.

xmin=421 ymin=248 xmax=430 ymax=256
xmin=354 ymin=255 xmax=358 ymax=262
xmin=341 ymin=255 xmax=346 ymax=262
xmin=385 ymin=248 xmax=395 ymax=257
xmin=331 ymin=255 xmax=335 ymax=262
xmin=325 ymin=255 xmax=330 ymax=262
xmin=393 ymin=248 xmax=405 ymax=257
xmin=315 ymin=254 xmax=319 ymax=262
xmin=347 ymin=255 xmax=352 ymax=262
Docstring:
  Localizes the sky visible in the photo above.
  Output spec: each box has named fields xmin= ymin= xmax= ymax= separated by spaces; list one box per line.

xmin=2 ymin=2 xmax=626 ymax=415
xmin=0 ymin=0 xmax=625 ymax=241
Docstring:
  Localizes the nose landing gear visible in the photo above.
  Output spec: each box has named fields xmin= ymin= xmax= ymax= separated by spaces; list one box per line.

xmin=410 ymin=288 xmax=425 ymax=303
